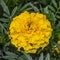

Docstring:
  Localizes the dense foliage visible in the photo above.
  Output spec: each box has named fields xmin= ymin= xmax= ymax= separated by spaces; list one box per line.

xmin=0 ymin=0 xmax=60 ymax=60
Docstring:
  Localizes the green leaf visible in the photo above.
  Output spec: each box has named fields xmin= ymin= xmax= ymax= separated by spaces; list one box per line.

xmin=48 ymin=5 xmax=55 ymax=12
xmin=39 ymin=5 xmax=44 ymax=13
xmin=8 ymin=58 xmax=15 ymax=60
xmin=21 ymin=51 xmax=33 ymax=60
xmin=57 ymin=22 xmax=60 ymax=27
xmin=29 ymin=2 xmax=39 ymax=12
xmin=40 ymin=0 xmax=47 ymax=6
xmin=59 ymin=1 xmax=60 ymax=7
xmin=52 ymin=0 xmax=57 ymax=8
xmin=5 ymin=51 xmax=18 ymax=58
xmin=4 ymin=0 xmax=9 ymax=4
xmin=20 ymin=3 xmax=30 ymax=11
xmin=19 ymin=2 xmax=39 ymax=12
xmin=51 ymin=13 xmax=56 ymax=21
xmin=48 ymin=0 xmax=60 ymax=20
xmin=3 ymin=56 xmax=16 ymax=60
xmin=18 ymin=57 xmax=25 ymax=60
xmin=0 ymin=0 xmax=10 ymax=16
xmin=49 ymin=12 xmax=56 ymax=27
xmin=2 ymin=23 xmax=8 ymax=28
xmin=56 ymin=15 xmax=60 ymax=19
xmin=45 ymin=53 xmax=50 ymax=60
xmin=3 ymin=42 xmax=10 ymax=49
xmin=0 ymin=33 xmax=7 ymax=43
xmin=11 ymin=6 xmax=18 ymax=18
xmin=25 ymin=7 xmax=32 ymax=11
xmin=44 ymin=6 xmax=49 ymax=14
xmin=0 ymin=18 xmax=9 ymax=23
xmin=3 ymin=13 xmax=9 ymax=17
xmin=3 ymin=56 xmax=12 ymax=59
xmin=39 ymin=53 xmax=43 ymax=60
xmin=0 ymin=22 xmax=7 ymax=34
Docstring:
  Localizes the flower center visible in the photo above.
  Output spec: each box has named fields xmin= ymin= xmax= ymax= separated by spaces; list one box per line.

xmin=27 ymin=22 xmax=31 ymax=28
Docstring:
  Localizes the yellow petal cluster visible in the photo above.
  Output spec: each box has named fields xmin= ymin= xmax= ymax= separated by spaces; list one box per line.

xmin=9 ymin=11 xmax=52 ymax=53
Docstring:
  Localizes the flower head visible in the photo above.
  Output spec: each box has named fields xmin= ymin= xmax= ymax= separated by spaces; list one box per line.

xmin=9 ymin=11 xmax=52 ymax=53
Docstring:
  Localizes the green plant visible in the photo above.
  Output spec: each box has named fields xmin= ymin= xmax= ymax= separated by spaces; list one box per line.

xmin=0 ymin=0 xmax=60 ymax=60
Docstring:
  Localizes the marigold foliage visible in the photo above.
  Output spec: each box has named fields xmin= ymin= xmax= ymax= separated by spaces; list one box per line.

xmin=9 ymin=11 xmax=52 ymax=53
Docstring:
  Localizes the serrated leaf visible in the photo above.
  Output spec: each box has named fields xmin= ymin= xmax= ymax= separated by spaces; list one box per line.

xmin=40 ymin=0 xmax=47 ymax=6
xmin=18 ymin=57 xmax=25 ymax=60
xmin=29 ymin=3 xmax=39 ymax=12
xmin=11 ymin=6 xmax=17 ymax=18
xmin=39 ymin=53 xmax=43 ymax=60
xmin=0 ymin=22 xmax=6 ymax=33
xmin=52 ymin=0 xmax=57 ymax=8
xmin=40 ymin=5 xmax=44 ymax=13
xmin=49 ymin=12 xmax=56 ymax=26
xmin=19 ymin=2 xmax=39 ymax=12
xmin=44 ymin=6 xmax=49 ymax=14
xmin=21 ymin=51 xmax=33 ymax=60
xmin=51 ymin=13 xmax=56 ymax=21
xmin=0 ymin=34 xmax=7 ymax=43
xmin=3 ymin=13 xmax=9 ymax=17
xmin=25 ymin=7 xmax=32 ymax=11
xmin=20 ymin=55 xmax=28 ymax=60
xmin=56 ymin=15 xmax=60 ymax=19
xmin=3 ymin=56 xmax=13 ymax=59
xmin=5 ymin=51 xmax=18 ymax=58
xmin=3 ymin=56 xmax=17 ymax=60
xmin=57 ymin=22 xmax=60 ymax=27
xmin=4 ymin=42 xmax=10 ymax=48
xmin=20 ymin=3 xmax=30 ymax=11
xmin=0 ymin=0 xmax=10 ymax=16
xmin=45 ymin=53 xmax=50 ymax=60
xmin=8 ymin=58 xmax=15 ymax=60
xmin=48 ymin=5 xmax=55 ymax=12
xmin=0 ymin=18 xmax=9 ymax=23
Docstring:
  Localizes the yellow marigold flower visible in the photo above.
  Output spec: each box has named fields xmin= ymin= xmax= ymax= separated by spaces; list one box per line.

xmin=54 ymin=40 xmax=60 ymax=53
xmin=9 ymin=11 xmax=52 ymax=53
